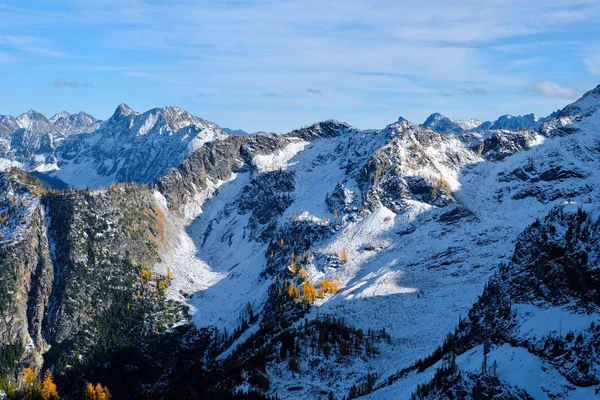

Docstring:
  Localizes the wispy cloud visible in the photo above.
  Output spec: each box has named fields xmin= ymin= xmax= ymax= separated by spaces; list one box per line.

xmin=584 ymin=48 xmax=600 ymax=76
xmin=0 ymin=35 xmax=63 ymax=57
xmin=54 ymin=78 xmax=93 ymax=89
xmin=461 ymin=86 xmax=488 ymax=95
xmin=306 ymin=88 xmax=322 ymax=95
xmin=530 ymin=81 xmax=578 ymax=99
xmin=262 ymin=92 xmax=276 ymax=97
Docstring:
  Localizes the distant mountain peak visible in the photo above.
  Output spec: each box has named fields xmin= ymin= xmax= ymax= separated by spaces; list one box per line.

xmin=422 ymin=113 xmax=482 ymax=133
xmin=114 ymin=103 xmax=137 ymax=118
xmin=49 ymin=111 xmax=70 ymax=123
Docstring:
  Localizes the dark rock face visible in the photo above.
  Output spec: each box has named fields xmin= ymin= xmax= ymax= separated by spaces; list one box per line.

xmin=538 ymin=166 xmax=586 ymax=182
xmin=478 ymin=130 xmax=539 ymax=160
xmin=0 ymin=205 xmax=53 ymax=359
xmin=509 ymin=207 xmax=600 ymax=307
xmin=437 ymin=206 xmax=476 ymax=225
xmin=326 ymin=183 xmax=359 ymax=215
xmin=43 ymin=188 xmax=166 ymax=344
xmin=238 ymin=170 xmax=295 ymax=241
xmin=156 ymin=134 xmax=290 ymax=210
xmin=0 ymin=170 xmax=180 ymax=377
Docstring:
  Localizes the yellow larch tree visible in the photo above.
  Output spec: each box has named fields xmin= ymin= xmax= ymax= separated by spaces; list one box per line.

xmin=318 ymin=287 xmax=325 ymax=298
xmin=340 ymin=248 xmax=348 ymax=263
xmin=41 ymin=369 xmax=59 ymax=400
xmin=321 ymin=279 xmax=339 ymax=294
xmin=299 ymin=267 xmax=307 ymax=280
xmin=303 ymin=282 xmax=317 ymax=301
xmin=287 ymin=283 xmax=296 ymax=297
xmin=22 ymin=367 xmax=36 ymax=387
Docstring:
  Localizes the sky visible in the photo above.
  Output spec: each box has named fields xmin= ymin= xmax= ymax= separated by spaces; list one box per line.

xmin=0 ymin=0 xmax=599 ymax=133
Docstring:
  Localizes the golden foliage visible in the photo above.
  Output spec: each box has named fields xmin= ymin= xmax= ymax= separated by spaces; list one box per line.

xmin=318 ymin=287 xmax=325 ymax=299
xmin=141 ymin=267 xmax=152 ymax=281
xmin=85 ymin=382 xmax=112 ymax=400
xmin=302 ymin=282 xmax=317 ymax=301
xmin=299 ymin=267 xmax=307 ymax=280
xmin=280 ymin=238 xmax=285 ymax=248
xmin=340 ymin=248 xmax=348 ymax=263
xmin=333 ymin=210 xmax=338 ymax=219
xmin=41 ymin=370 xmax=59 ymax=400
xmin=322 ymin=216 xmax=328 ymax=224
xmin=320 ymin=279 xmax=339 ymax=294
xmin=22 ymin=367 xmax=36 ymax=387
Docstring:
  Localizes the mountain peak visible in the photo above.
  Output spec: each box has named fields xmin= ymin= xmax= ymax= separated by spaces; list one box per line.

xmin=422 ymin=113 xmax=482 ymax=133
xmin=49 ymin=111 xmax=70 ymax=124
xmin=114 ymin=103 xmax=137 ymax=118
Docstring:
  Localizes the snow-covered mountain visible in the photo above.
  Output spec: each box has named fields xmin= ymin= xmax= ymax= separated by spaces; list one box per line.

xmin=0 ymin=104 xmax=228 ymax=188
xmin=1 ymin=85 xmax=600 ymax=399
xmin=478 ymin=112 xmax=557 ymax=132
xmin=422 ymin=113 xmax=483 ymax=133
xmin=151 ymin=84 xmax=600 ymax=399
xmin=0 ymin=109 xmax=101 ymax=172
xmin=423 ymin=112 xmax=560 ymax=134
xmin=223 ymin=127 xmax=251 ymax=135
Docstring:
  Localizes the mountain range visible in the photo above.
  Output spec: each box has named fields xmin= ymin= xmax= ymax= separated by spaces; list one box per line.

xmin=0 ymin=85 xmax=599 ymax=399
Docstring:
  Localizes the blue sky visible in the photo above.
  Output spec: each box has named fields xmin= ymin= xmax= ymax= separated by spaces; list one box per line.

xmin=1 ymin=0 xmax=599 ymax=132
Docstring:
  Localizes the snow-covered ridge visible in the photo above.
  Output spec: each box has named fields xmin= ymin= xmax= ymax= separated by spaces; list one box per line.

xmin=0 ymin=104 xmax=229 ymax=188
xmin=422 ymin=110 xmax=558 ymax=134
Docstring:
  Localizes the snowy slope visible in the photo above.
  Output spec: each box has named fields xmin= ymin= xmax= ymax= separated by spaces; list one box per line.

xmin=147 ymin=85 xmax=600 ymax=399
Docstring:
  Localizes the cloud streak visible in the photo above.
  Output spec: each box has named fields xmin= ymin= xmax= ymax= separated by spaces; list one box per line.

xmin=461 ymin=86 xmax=488 ymax=95
xmin=306 ymin=88 xmax=322 ymax=95
xmin=54 ymin=78 xmax=93 ymax=89
xmin=0 ymin=35 xmax=63 ymax=57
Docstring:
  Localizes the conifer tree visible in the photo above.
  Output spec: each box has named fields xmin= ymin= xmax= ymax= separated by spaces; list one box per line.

xmin=41 ymin=370 xmax=59 ymax=400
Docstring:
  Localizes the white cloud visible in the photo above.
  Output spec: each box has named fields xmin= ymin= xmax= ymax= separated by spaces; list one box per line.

xmin=584 ymin=48 xmax=600 ymax=76
xmin=530 ymin=81 xmax=578 ymax=99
